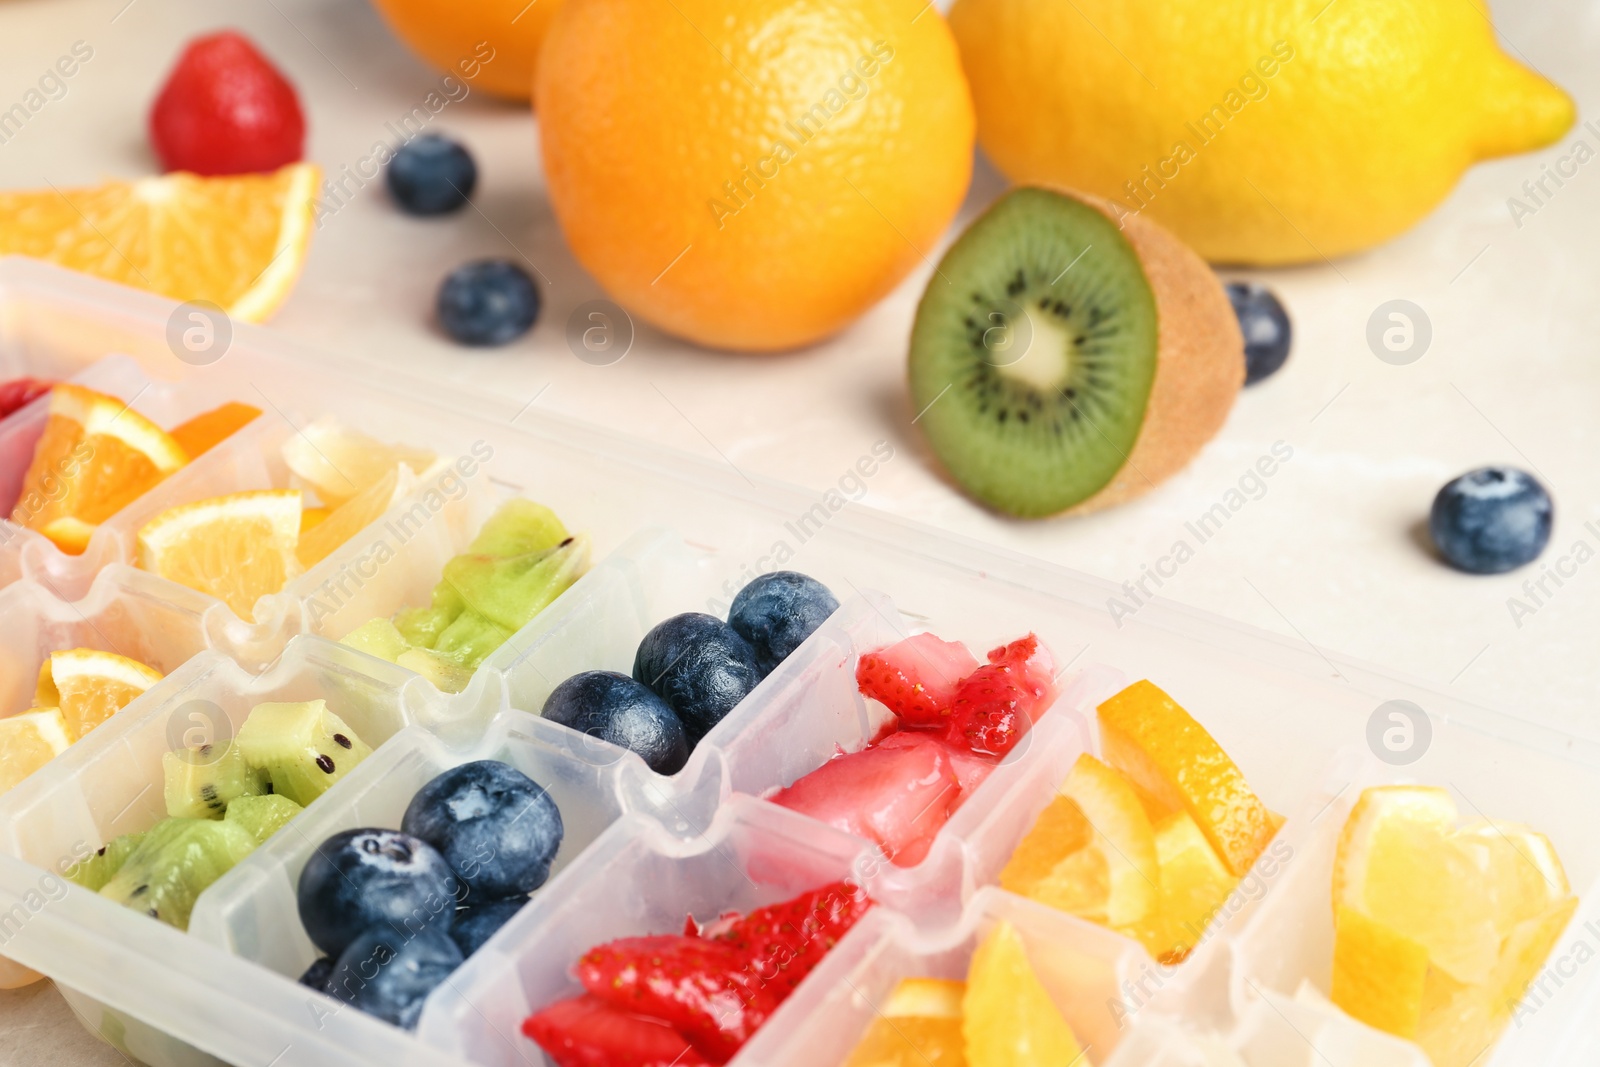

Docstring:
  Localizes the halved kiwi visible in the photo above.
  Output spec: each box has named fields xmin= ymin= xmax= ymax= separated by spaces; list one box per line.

xmin=909 ymin=187 xmax=1242 ymax=517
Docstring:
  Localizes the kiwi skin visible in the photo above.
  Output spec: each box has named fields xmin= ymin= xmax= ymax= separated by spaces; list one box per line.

xmin=1074 ymin=191 xmax=1243 ymax=513
xmin=910 ymin=186 xmax=1242 ymax=517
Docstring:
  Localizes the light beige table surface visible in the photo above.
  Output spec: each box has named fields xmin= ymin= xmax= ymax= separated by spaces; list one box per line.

xmin=0 ymin=0 xmax=1596 ymax=1061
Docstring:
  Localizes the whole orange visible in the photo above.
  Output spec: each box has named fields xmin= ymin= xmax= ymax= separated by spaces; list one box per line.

xmin=536 ymin=0 xmax=975 ymax=351
xmin=369 ymin=0 xmax=562 ymax=102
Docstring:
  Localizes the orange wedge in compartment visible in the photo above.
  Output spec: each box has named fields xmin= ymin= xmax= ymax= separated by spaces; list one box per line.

xmin=1000 ymin=755 xmax=1158 ymax=928
xmin=964 ymin=921 xmax=1087 ymax=1067
xmin=0 ymin=708 xmax=72 ymax=793
xmin=35 ymin=648 xmax=164 ymax=740
xmin=846 ymin=978 xmax=967 ymax=1067
xmin=296 ymin=462 xmax=420 ymax=569
xmin=1097 ymin=680 xmax=1275 ymax=877
xmin=169 ymin=402 xmax=261 ymax=457
xmin=137 ymin=489 xmax=302 ymax=618
xmin=0 ymin=163 xmax=319 ymax=321
xmin=11 ymin=384 xmax=188 ymax=553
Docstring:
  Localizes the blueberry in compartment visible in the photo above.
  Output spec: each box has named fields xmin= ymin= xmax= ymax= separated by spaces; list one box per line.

xmin=297 ymin=828 xmax=459 ymax=958
xmin=542 ymin=671 xmax=690 ymax=774
xmin=633 ymin=613 xmax=762 ymax=741
xmin=728 ymin=571 xmax=839 ymax=675
xmin=402 ymin=760 xmax=564 ymax=902
xmin=386 ymin=133 xmax=477 ymax=216
xmin=449 ymin=896 xmax=528 ymax=958
xmin=324 ymin=926 xmax=463 ymax=1030
xmin=1430 ymin=466 xmax=1553 ymax=574
xmin=299 ymin=956 xmax=335 ymax=991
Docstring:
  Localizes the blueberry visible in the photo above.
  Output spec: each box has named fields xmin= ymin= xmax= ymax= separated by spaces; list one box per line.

xmin=299 ymin=956 xmax=335 ymax=991
xmin=386 ymin=133 xmax=477 ymax=216
xmin=542 ymin=671 xmax=690 ymax=774
xmin=1226 ymin=282 xmax=1292 ymax=385
xmin=633 ymin=613 xmax=762 ymax=742
xmin=437 ymin=260 xmax=540 ymax=346
xmin=324 ymin=925 xmax=463 ymax=1030
xmin=449 ymin=896 xmax=527 ymax=958
xmin=401 ymin=760 xmax=563 ymax=902
xmin=297 ymin=829 xmax=459 ymax=958
xmin=728 ymin=572 xmax=839 ymax=675
xmin=1430 ymin=467 xmax=1553 ymax=574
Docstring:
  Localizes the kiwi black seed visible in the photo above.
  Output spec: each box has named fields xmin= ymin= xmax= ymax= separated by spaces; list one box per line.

xmin=909 ymin=187 xmax=1160 ymax=518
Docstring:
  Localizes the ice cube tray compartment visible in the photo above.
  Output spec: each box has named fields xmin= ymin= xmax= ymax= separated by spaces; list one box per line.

xmin=188 ymin=706 xmax=638 ymax=984
xmin=744 ymin=884 xmax=1143 ymax=1066
xmin=415 ymin=794 xmax=870 ymax=1067
xmin=0 ymin=260 xmax=1596 ymax=1066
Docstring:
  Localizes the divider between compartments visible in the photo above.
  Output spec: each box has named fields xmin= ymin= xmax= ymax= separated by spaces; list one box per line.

xmin=416 ymin=794 xmax=869 ymax=1067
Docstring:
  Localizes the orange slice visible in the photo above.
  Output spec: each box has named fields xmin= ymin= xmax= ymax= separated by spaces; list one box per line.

xmin=281 ymin=418 xmax=437 ymax=508
xmin=137 ymin=489 xmax=302 ymax=618
xmin=1121 ymin=810 xmax=1238 ymax=963
xmin=35 ymin=648 xmax=164 ymax=740
xmin=1097 ymin=680 xmax=1274 ymax=877
xmin=300 ymin=506 xmax=330 ymax=533
xmin=1331 ymin=903 xmax=1431 ymax=1040
xmin=0 ymin=163 xmax=319 ymax=321
xmin=169 ymin=402 xmax=261 ymax=457
xmin=846 ymin=979 xmax=967 ymax=1067
xmin=964 ymin=921 xmax=1086 ymax=1067
xmin=11 ymin=384 xmax=188 ymax=554
xmin=296 ymin=462 xmax=419 ymax=568
xmin=0 ymin=708 xmax=72 ymax=793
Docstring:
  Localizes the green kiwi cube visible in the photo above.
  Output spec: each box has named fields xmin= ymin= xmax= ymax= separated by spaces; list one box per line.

xmin=99 ymin=818 xmax=258 ymax=930
xmin=235 ymin=700 xmax=373 ymax=807
xmin=162 ymin=741 xmax=268 ymax=820
xmin=223 ymin=794 xmax=304 ymax=845
xmin=66 ymin=832 xmax=147 ymax=892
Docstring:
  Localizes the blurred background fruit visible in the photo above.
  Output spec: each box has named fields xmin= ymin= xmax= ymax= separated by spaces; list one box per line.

xmin=0 ymin=163 xmax=318 ymax=322
xmin=150 ymin=31 xmax=305 ymax=176
xmin=948 ymin=0 xmax=1575 ymax=264
xmin=536 ymin=0 xmax=975 ymax=351
xmin=369 ymin=0 xmax=557 ymax=101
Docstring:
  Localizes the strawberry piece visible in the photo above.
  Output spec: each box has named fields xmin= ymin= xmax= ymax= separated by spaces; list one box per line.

xmin=522 ymin=994 xmax=711 ymax=1067
xmin=876 ymin=729 xmax=997 ymax=796
xmin=713 ymin=880 xmax=871 ymax=995
xmin=769 ymin=736 xmax=960 ymax=867
xmin=576 ymin=935 xmax=778 ymax=1062
xmin=150 ymin=31 xmax=305 ymax=176
xmin=856 ymin=633 xmax=978 ymax=727
xmin=0 ymin=378 xmax=52 ymax=421
xmin=941 ymin=634 xmax=1056 ymax=758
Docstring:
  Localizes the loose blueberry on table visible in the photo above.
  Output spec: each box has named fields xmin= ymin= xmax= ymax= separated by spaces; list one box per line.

xmin=1225 ymin=281 xmax=1292 ymax=385
xmin=297 ymin=759 xmax=564 ymax=1030
xmin=1429 ymin=466 xmax=1553 ymax=574
xmin=436 ymin=259 xmax=542 ymax=347
xmin=385 ymin=132 xmax=477 ymax=216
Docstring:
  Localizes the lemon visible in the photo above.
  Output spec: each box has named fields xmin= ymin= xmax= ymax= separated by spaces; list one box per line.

xmin=948 ymin=0 xmax=1575 ymax=263
xmin=0 ymin=709 xmax=72 ymax=794
xmin=963 ymin=921 xmax=1085 ymax=1067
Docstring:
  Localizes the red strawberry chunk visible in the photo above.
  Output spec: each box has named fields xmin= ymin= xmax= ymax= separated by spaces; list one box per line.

xmin=941 ymin=634 xmax=1057 ymax=758
xmin=875 ymin=729 xmax=997 ymax=796
xmin=522 ymin=994 xmax=711 ymax=1067
xmin=577 ymin=936 xmax=778 ymax=1062
xmin=855 ymin=633 xmax=978 ymax=727
xmin=713 ymin=880 xmax=871 ymax=995
xmin=0 ymin=378 xmax=52 ymax=421
xmin=769 ymin=735 xmax=960 ymax=867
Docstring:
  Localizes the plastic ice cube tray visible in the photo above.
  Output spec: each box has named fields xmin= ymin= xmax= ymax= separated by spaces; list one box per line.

xmin=0 ymin=258 xmax=1595 ymax=1067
